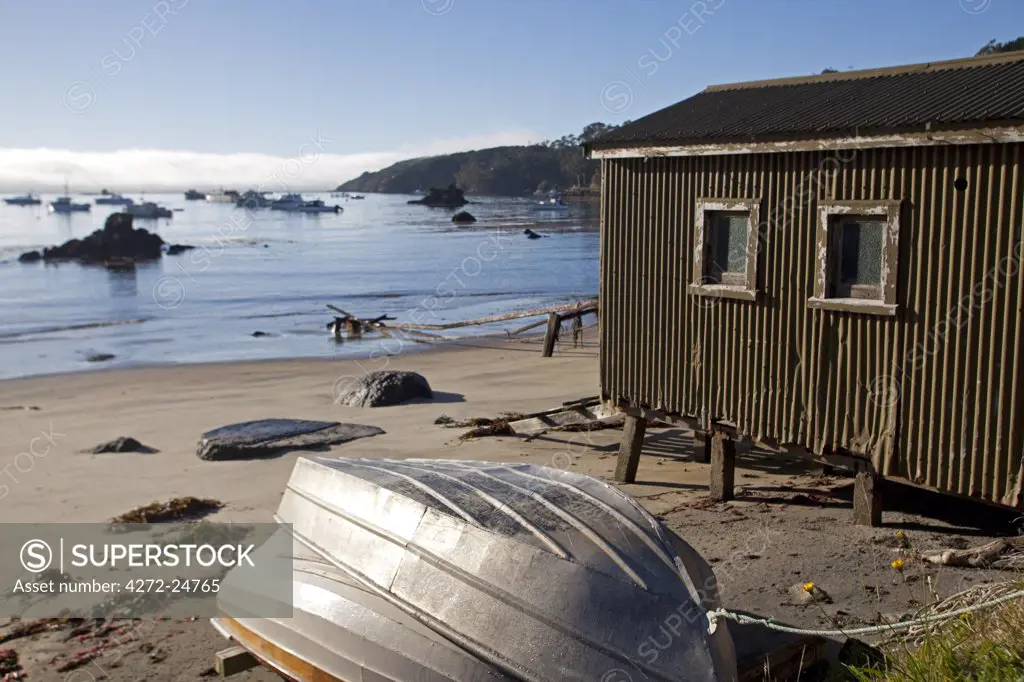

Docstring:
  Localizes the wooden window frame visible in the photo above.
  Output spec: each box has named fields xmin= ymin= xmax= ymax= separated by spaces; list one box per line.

xmin=808 ymin=200 xmax=900 ymax=316
xmin=689 ymin=198 xmax=761 ymax=302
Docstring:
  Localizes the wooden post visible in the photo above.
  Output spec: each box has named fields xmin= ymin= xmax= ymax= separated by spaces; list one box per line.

xmin=710 ymin=431 xmax=736 ymax=501
xmin=695 ymin=431 xmax=712 ymax=463
xmin=853 ymin=471 xmax=883 ymax=526
xmin=614 ymin=415 xmax=647 ymax=483
xmin=346 ymin=319 xmax=362 ymax=337
xmin=542 ymin=312 xmax=560 ymax=357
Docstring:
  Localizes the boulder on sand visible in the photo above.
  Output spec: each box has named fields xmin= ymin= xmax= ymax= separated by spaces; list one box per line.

xmin=333 ymin=370 xmax=433 ymax=407
xmin=17 ymin=213 xmax=194 ymax=266
xmin=84 ymin=437 xmax=158 ymax=454
xmin=451 ymin=211 xmax=476 ymax=224
xmin=197 ymin=418 xmax=384 ymax=461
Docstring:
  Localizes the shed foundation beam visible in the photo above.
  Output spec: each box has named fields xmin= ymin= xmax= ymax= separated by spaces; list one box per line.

xmin=614 ymin=415 xmax=647 ymax=483
xmin=853 ymin=471 xmax=883 ymax=526
xmin=710 ymin=431 xmax=736 ymax=501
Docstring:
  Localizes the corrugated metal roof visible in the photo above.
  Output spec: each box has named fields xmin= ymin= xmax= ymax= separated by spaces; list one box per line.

xmin=592 ymin=51 xmax=1024 ymax=149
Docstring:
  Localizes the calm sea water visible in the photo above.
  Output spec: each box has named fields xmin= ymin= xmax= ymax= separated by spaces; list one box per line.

xmin=0 ymin=193 xmax=599 ymax=380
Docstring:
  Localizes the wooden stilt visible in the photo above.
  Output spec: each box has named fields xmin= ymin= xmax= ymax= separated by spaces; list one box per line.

xmin=542 ymin=312 xmax=560 ymax=357
xmin=710 ymin=431 xmax=736 ymax=501
xmin=614 ymin=415 xmax=647 ymax=483
xmin=853 ymin=471 xmax=883 ymax=526
xmin=695 ymin=431 xmax=712 ymax=463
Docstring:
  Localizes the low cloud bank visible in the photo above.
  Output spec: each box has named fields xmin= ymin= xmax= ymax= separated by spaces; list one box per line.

xmin=0 ymin=129 xmax=540 ymax=193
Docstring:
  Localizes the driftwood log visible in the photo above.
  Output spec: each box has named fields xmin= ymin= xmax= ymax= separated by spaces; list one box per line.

xmin=921 ymin=536 xmax=1024 ymax=568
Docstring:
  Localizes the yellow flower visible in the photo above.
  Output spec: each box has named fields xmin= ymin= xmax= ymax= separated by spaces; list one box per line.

xmin=891 ymin=559 xmax=904 ymax=570
xmin=803 ymin=582 xmax=816 ymax=593
xmin=895 ymin=530 xmax=906 ymax=539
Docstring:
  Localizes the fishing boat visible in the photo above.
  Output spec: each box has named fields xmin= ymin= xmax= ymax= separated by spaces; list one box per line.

xmin=270 ymin=193 xmax=305 ymax=210
xmin=236 ymin=190 xmax=272 ymax=209
xmin=3 ymin=193 xmax=41 ymax=206
xmin=214 ymin=457 xmax=738 ymax=681
xmin=94 ymin=192 xmax=134 ymax=206
xmin=351 ymin=194 xmax=366 ymax=200
xmin=293 ymin=199 xmax=342 ymax=213
xmin=124 ymin=201 xmax=172 ymax=219
xmin=49 ymin=184 xmax=90 ymax=213
xmin=184 ymin=189 xmax=205 ymax=200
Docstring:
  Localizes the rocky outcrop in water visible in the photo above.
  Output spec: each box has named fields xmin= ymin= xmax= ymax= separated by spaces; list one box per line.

xmin=451 ymin=211 xmax=477 ymax=224
xmin=17 ymin=213 xmax=193 ymax=266
xmin=407 ymin=185 xmax=468 ymax=208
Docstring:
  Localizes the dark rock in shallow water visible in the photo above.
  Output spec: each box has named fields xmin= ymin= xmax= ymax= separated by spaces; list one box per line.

xmin=18 ymin=251 xmax=41 ymax=263
xmin=86 ymin=353 xmax=116 ymax=363
xmin=165 ymin=244 xmax=195 ymax=255
xmin=251 ymin=331 xmax=269 ymax=337
xmin=18 ymin=213 xmax=194 ymax=266
xmin=524 ymin=229 xmax=544 ymax=239
xmin=407 ymin=184 xmax=468 ymax=208
xmin=451 ymin=211 xmax=476 ymax=224
xmin=85 ymin=437 xmax=158 ymax=454
xmin=333 ymin=370 xmax=433 ymax=407
xmin=196 ymin=418 xmax=384 ymax=461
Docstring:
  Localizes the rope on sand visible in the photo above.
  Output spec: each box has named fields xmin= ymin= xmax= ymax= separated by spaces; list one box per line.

xmin=705 ymin=587 xmax=1024 ymax=637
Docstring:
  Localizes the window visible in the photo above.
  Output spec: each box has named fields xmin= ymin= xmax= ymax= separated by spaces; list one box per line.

xmin=810 ymin=201 xmax=900 ymax=315
xmin=690 ymin=199 xmax=760 ymax=301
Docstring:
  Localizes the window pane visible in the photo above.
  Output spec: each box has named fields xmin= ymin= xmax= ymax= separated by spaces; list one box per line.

xmin=839 ymin=220 xmax=883 ymax=286
xmin=709 ymin=213 xmax=748 ymax=277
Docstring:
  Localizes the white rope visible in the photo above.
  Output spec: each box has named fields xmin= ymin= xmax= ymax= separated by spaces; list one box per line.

xmin=705 ymin=588 xmax=1024 ymax=638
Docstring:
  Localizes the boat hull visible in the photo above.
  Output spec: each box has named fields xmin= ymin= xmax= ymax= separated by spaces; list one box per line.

xmin=216 ymin=458 xmax=737 ymax=681
xmin=49 ymin=205 xmax=90 ymax=213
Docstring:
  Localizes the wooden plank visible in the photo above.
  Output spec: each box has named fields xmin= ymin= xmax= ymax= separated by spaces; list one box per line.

xmin=614 ymin=415 xmax=647 ymax=483
xmin=215 ymin=646 xmax=260 ymax=678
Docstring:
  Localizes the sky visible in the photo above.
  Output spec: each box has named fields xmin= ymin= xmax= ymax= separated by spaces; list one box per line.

xmin=0 ymin=0 xmax=1020 ymax=191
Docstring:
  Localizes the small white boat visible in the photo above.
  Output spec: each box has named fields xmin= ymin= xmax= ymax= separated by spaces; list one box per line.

xmin=4 ymin=193 xmax=41 ymax=206
xmin=95 ymin=193 xmax=134 ymax=206
xmin=206 ymin=189 xmax=240 ymax=203
xmin=214 ymin=457 xmax=737 ymax=681
xmin=124 ymin=201 xmax=172 ymax=219
xmin=270 ymin=193 xmax=305 ymax=210
xmin=534 ymin=196 xmax=570 ymax=211
xmin=293 ymin=200 xmax=342 ymax=213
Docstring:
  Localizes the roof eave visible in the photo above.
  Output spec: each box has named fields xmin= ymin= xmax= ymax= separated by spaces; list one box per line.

xmin=588 ymin=123 xmax=1024 ymax=159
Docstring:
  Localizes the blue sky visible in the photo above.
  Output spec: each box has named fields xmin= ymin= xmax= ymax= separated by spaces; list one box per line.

xmin=0 ymin=0 xmax=1019 ymax=190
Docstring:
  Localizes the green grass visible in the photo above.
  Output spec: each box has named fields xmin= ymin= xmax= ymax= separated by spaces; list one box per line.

xmin=846 ymin=595 xmax=1024 ymax=681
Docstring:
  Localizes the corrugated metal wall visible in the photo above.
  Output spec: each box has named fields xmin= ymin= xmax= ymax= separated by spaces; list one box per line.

xmin=600 ymin=144 xmax=1024 ymax=506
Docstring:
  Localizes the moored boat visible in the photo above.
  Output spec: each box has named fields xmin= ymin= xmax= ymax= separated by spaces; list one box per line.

xmin=124 ymin=201 xmax=172 ymax=219
xmin=184 ymin=189 xmax=205 ymax=200
xmin=4 ymin=193 xmax=42 ymax=206
xmin=95 ymin=192 xmax=134 ymax=206
xmin=214 ymin=457 xmax=737 ymax=681
xmin=270 ymin=193 xmax=305 ymax=210
xmin=236 ymin=190 xmax=272 ymax=209
xmin=293 ymin=200 xmax=342 ymax=213
xmin=534 ymin=194 xmax=570 ymax=211
xmin=49 ymin=184 xmax=90 ymax=213
xmin=206 ymin=189 xmax=240 ymax=203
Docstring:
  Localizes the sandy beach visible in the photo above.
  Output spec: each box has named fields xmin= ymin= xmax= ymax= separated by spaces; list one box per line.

xmin=0 ymin=335 xmax=1015 ymax=680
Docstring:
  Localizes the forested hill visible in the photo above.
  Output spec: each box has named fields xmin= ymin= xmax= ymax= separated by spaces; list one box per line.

xmin=336 ymin=123 xmax=621 ymax=196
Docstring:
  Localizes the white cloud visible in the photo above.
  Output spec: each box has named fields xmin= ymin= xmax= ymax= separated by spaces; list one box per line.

xmin=0 ymin=129 xmax=542 ymax=193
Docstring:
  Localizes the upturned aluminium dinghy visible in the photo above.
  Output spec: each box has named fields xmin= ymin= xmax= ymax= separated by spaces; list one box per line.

xmin=214 ymin=457 xmax=738 ymax=681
